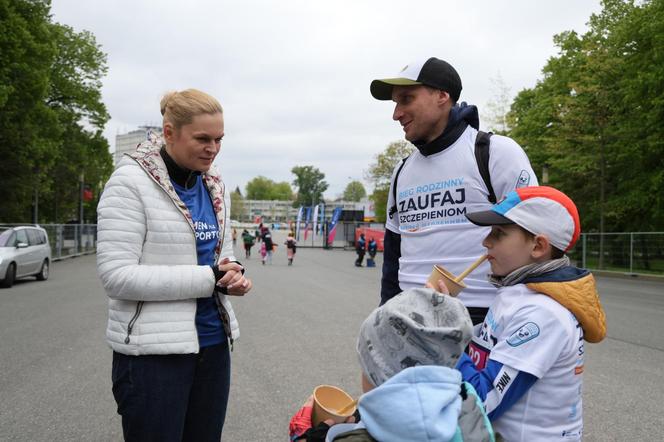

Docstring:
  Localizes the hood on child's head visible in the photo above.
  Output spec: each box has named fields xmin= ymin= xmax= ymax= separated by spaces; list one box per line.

xmin=357 ymin=287 xmax=472 ymax=387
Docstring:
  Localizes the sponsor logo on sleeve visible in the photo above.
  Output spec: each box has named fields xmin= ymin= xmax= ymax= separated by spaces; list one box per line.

xmin=506 ymin=322 xmax=540 ymax=347
xmin=515 ymin=170 xmax=531 ymax=188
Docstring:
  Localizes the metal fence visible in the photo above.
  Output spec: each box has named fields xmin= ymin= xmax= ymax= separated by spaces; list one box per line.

xmin=312 ymin=226 xmax=664 ymax=276
xmin=2 ymin=223 xmax=662 ymax=276
xmin=0 ymin=223 xmax=97 ymax=261
xmin=569 ymin=232 xmax=664 ymax=276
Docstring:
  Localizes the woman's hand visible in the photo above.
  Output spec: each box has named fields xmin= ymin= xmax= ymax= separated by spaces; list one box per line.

xmin=216 ymin=258 xmax=252 ymax=296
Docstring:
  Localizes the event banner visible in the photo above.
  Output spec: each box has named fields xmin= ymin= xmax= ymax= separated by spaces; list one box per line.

xmin=318 ymin=204 xmax=325 ymax=235
xmin=303 ymin=206 xmax=312 ymax=241
xmin=295 ymin=206 xmax=303 ymax=240
xmin=327 ymin=207 xmax=343 ymax=244
xmin=312 ymin=204 xmax=320 ymax=238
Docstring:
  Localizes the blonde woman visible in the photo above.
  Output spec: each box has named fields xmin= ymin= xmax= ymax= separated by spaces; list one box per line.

xmin=97 ymin=89 xmax=252 ymax=441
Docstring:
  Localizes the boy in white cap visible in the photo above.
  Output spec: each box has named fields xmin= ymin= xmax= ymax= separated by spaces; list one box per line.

xmin=433 ymin=186 xmax=606 ymax=441
xmin=289 ymin=287 xmax=496 ymax=442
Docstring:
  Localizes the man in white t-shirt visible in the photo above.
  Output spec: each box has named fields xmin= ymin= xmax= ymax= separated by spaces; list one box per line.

xmin=441 ymin=186 xmax=606 ymax=441
xmin=371 ymin=57 xmax=537 ymax=323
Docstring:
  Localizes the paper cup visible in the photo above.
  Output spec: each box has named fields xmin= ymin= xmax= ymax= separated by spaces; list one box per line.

xmin=312 ymin=385 xmax=356 ymax=425
xmin=427 ymin=265 xmax=466 ymax=296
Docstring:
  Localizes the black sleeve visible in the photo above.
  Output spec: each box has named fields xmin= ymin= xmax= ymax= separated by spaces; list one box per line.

xmin=210 ymin=260 xmax=245 ymax=295
xmin=293 ymin=422 xmax=331 ymax=442
xmin=380 ymin=229 xmax=402 ymax=306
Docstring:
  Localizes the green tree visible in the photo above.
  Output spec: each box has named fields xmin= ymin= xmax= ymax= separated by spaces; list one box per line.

xmin=291 ymin=165 xmax=328 ymax=207
xmin=365 ymin=140 xmax=413 ymax=222
xmin=230 ymin=187 xmax=245 ymax=220
xmin=343 ymin=180 xmax=367 ymax=202
xmin=246 ymin=176 xmax=275 ymax=200
xmin=0 ymin=0 xmax=112 ymax=222
xmin=508 ymin=0 xmax=664 ymax=233
xmin=271 ymin=182 xmax=294 ymax=200
xmin=245 ymin=176 xmax=293 ymax=200
xmin=0 ymin=0 xmax=58 ymax=221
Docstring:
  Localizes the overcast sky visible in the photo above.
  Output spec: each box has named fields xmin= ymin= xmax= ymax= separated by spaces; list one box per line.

xmin=51 ymin=0 xmax=601 ymax=199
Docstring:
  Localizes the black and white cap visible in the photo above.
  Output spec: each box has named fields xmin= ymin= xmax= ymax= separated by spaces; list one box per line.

xmin=370 ymin=57 xmax=462 ymax=101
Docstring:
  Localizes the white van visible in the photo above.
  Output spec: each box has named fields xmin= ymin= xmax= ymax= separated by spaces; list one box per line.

xmin=0 ymin=225 xmax=51 ymax=288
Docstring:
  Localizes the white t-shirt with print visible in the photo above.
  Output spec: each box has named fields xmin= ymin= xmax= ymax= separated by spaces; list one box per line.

xmin=468 ymin=284 xmax=585 ymax=441
xmin=386 ymin=126 xmax=537 ymax=308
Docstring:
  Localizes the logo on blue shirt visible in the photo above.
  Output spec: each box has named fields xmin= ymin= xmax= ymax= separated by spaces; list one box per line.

xmin=507 ymin=322 xmax=540 ymax=347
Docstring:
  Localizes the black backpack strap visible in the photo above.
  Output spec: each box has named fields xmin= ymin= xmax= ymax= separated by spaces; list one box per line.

xmin=475 ymin=131 xmax=496 ymax=203
xmin=388 ymin=156 xmax=409 ymax=219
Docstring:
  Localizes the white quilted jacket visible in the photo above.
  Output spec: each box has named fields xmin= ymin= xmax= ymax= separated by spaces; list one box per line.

xmin=97 ymin=139 xmax=239 ymax=355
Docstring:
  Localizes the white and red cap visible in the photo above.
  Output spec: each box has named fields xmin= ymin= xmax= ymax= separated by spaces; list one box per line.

xmin=466 ymin=186 xmax=581 ymax=252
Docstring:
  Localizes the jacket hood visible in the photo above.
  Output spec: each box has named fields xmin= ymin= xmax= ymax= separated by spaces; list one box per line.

xmin=413 ymin=102 xmax=479 ymax=156
xmin=358 ymin=365 xmax=462 ymax=442
xmin=524 ymin=266 xmax=607 ymax=343
xmin=449 ymin=102 xmax=480 ymax=130
xmin=125 ymin=134 xmax=227 ymax=265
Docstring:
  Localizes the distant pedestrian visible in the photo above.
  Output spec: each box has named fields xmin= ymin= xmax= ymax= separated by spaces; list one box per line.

xmin=259 ymin=241 xmax=267 ymax=263
xmin=355 ymin=233 xmax=366 ymax=267
xmin=261 ymin=227 xmax=274 ymax=265
xmin=242 ymin=229 xmax=255 ymax=259
xmin=285 ymin=232 xmax=297 ymax=266
xmin=367 ymin=237 xmax=377 ymax=267
xmin=232 ymin=227 xmax=237 ymax=246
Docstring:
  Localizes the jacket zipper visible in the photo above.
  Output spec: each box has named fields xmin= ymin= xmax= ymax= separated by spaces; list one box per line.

xmin=213 ymin=197 xmax=234 ymax=351
xmin=124 ymin=301 xmax=144 ymax=344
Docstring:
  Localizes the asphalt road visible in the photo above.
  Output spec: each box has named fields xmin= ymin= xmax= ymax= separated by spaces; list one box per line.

xmin=1 ymin=233 xmax=662 ymax=441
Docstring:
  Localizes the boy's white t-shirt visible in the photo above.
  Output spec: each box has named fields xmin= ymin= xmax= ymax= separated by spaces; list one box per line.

xmin=386 ymin=126 xmax=536 ymax=308
xmin=469 ymin=284 xmax=585 ymax=441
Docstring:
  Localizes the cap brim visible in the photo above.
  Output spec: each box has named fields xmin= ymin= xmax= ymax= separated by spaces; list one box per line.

xmin=370 ymin=78 xmax=422 ymax=100
xmin=465 ymin=210 xmax=514 ymax=226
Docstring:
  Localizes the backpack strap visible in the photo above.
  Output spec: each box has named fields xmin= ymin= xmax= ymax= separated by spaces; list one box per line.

xmin=388 ymin=156 xmax=409 ymax=220
xmin=475 ymin=131 xmax=496 ymax=204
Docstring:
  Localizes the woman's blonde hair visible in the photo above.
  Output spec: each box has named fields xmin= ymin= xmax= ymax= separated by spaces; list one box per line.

xmin=160 ymin=89 xmax=223 ymax=129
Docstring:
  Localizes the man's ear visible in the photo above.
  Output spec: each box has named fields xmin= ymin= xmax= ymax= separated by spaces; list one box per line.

xmin=532 ymin=235 xmax=553 ymax=260
xmin=436 ymin=90 xmax=451 ymax=107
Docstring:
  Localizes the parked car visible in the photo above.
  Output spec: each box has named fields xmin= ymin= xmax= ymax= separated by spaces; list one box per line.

xmin=0 ymin=225 xmax=51 ymax=288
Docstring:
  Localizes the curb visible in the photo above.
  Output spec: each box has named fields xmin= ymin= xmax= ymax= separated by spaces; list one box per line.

xmin=590 ymin=269 xmax=664 ymax=282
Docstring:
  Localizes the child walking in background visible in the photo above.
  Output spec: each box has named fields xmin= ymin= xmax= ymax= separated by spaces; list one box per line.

xmin=242 ymin=229 xmax=255 ymax=259
xmin=436 ymin=186 xmax=606 ymax=442
xmin=285 ymin=232 xmax=297 ymax=266
xmin=261 ymin=226 xmax=274 ymax=265
xmin=259 ymin=241 xmax=267 ymax=264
